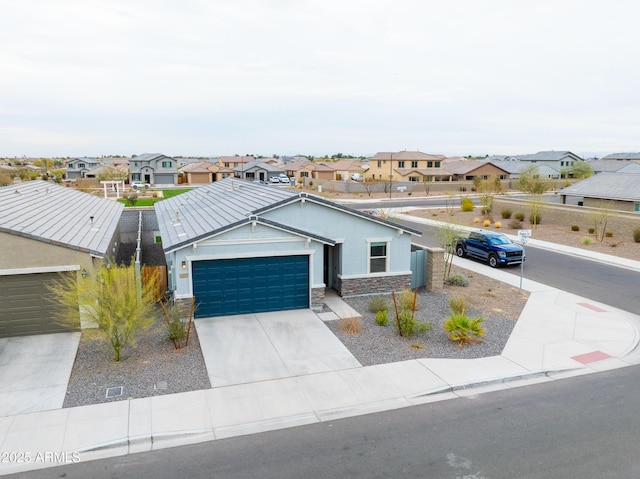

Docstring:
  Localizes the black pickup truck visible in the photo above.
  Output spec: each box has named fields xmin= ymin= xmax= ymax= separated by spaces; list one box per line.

xmin=454 ymin=230 xmax=525 ymax=268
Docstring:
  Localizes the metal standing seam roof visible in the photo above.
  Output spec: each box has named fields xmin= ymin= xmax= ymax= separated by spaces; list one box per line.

xmin=0 ymin=180 xmax=124 ymax=257
xmin=559 ymin=173 xmax=640 ymax=201
xmin=155 ymin=178 xmax=421 ymax=251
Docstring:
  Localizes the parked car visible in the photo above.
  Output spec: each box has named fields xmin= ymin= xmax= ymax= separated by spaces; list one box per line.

xmin=278 ymin=175 xmax=291 ymax=183
xmin=361 ymin=209 xmax=383 ymax=218
xmin=130 ymin=181 xmax=149 ymax=189
xmin=269 ymin=176 xmax=280 ymax=183
xmin=455 ymin=230 xmax=524 ymax=268
xmin=351 ymin=173 xmax=364 ymax=181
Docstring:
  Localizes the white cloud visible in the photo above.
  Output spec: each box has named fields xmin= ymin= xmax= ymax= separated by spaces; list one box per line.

xmin=1 ymin=0 xmax=640 ymax=157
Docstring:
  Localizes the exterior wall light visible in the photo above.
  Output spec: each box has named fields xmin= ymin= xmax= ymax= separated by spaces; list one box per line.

xmin=181 ymin=261 xmax=187 ymax=269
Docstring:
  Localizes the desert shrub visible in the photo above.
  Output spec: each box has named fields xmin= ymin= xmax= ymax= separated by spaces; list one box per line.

xmin=445 ymin=274 xmax=469 ymax=287
xmin=581 ymin=237 xmax=593 ymax=245
xmin=571 ymin=225 xmax=580 ymax=231
xmin=529 ymin=212 xmax=542 ymax=225
xmin=508 ymin=219 xmax=522 ymax=229
xmin=515 ymin=212 xmax=525 ymax=221
xmin=125 ymin=192 xmax=138 ymax=207
xmin=375 ymin=310 xmax=388 ymax=326
xmin=605 ymin=231 xmax=613 ymax=238
xmin=340 ymin=316 xmax=362 ymax=335
xmin=634 ymin=227 xmax=640 ymax=243
xmin=473 ymin=217 xmax=480 ymax=224
xmin=481 ymin=205 xmax=491 ymax=216
xmin=167 ymin=318 xmax=187 ymax=342
xmin=396 ymin=309 xmax=432 ymax=338
xmin=369 ymin=296 xmax=389 ymax=313
xmin=483 ymin=219 xmax=491 ymax=227
xmin=443 ymin=314 xmax=485 ymax=347
xmin=460 ymin=197 xmax=475 ymax=212
xmin=501 ymin=209 xmax=512 ymax=219
xmin=397 ymin=288 xmax=419 ymax=311
xmin=588 ymin=227 xmax=595 ymax=234
xmin=494 ymin=221 xmax=502 ymax=228
xmin=449 ymin=296 xmax=468 ymax=315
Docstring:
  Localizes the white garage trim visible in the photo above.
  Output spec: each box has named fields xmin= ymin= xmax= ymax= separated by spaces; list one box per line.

xmin=0 ymin=265 xmax=80 ymax=276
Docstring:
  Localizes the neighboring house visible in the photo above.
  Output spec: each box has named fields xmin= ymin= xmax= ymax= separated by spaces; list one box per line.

xmin=217 ymin=156 xmax=254 ymax=169
xmin=283 ymin=159 xmax=333 ymax=182
xmin=0 ymin=181 xmax=123 ymax=337
xmin=441 ymin=160 xmax=510 ymax=181
xmin=367 ymin=151 xmax=447 ymax=182
xmin=559 ymin=173 xmax=640 ymax=212
xmin=233 ymin=160 xmax=285 ymax=182
xmin=495 ymin=161 xmax=560 ymax=180
xmin=65 ymin=157 xmax=101 ymax=180
xmin=317 ymin=160 xmax=365 ymax=181
xmin=155 ymin=178 xmax=421 ymax=318
xmin=601 ymin=152 xmax=640 ymax=162
xmin=587 ymin=160 xmax=640 ymax=175
xmin=179 ymin=161 xmax=216 ymax=184
xmin=83 ymin=164 xmax=127 ymax=181
xmin=129 ymin=153 xmax=178 ymax=186
xmin=516 ymin=151 xmax=584 ymax=172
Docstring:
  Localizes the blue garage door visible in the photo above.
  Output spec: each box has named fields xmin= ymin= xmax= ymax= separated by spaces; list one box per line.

xmin=192 ymin=256 xmax=309 ymax=318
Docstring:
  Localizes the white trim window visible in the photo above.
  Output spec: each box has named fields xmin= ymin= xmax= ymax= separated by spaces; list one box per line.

xmin=369 ymin=241 xmax=388 ymax=273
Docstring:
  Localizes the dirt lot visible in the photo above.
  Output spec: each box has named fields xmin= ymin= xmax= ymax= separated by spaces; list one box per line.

xmin=405 ymin=207 xmax=640 ymax=261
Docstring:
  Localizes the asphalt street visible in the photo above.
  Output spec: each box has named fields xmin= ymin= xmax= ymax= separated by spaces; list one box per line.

xmin=22 ymin=365 xmax=640 ymax=479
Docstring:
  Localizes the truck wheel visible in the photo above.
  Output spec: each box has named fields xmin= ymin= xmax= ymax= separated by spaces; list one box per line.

xmin=455 ymin=245 xmax=465 ymax=258
xmin=488 ymin=254 xmax=499 ymax=268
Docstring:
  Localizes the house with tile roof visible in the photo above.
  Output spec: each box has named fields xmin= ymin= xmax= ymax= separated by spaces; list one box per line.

xmin=154 ymin=178 xmax=421 ymax=317
xmin=367 ymin=151 xmax=448 ymax=182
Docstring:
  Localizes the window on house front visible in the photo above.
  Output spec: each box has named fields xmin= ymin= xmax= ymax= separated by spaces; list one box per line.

xmin=409 ymin=176 xmax=418 ymax=182
xmin=369 ymin=242 xmax=388 ymax=273
xmin=301 ymin=171 xmax=309 ymax=177
xmin=377 ymin=161 xmax=382 ymax=168
xmin=162 ymin=161 xmax=172 ymax=168
xmin=224 ymin=163 xmax=230 ymax=167
xmin=435 ymin=161 xmax=441 ymax=167
xmin=398 ymin=161 xmax=405 ymax=168
xmin=411 ymin=161 xmax=418 ymax=168
xmin=634 ymin=203 xmax=640 ymax=212
xmin=427 ymin=161 xmax=433 ymax=168
xmin=78 ymin=163 xmax=85 ymax=169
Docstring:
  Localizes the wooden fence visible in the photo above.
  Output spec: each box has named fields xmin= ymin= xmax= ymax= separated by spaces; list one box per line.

xmin=142 ymin=265 xmax=168 ymax=301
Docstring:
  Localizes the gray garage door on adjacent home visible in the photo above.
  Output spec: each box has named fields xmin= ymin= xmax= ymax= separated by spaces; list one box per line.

xmin=0 ymin=272 xmax=80 ymax=338
xmin=192 ymin=256 xmax=309 ymax=318
xmin=154 ymin=173 xmax=175 ymax=185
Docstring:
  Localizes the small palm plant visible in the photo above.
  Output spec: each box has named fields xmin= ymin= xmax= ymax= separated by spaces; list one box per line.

xmin=443 ymin=314 xmax=485 ymax=348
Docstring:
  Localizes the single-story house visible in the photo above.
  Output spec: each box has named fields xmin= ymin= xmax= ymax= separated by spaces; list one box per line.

xmin=155 ymin=178 xmax=421 ymax=318
xmin=559 ymin=173 xmax=640 ymax=212
xmin=233 ymin=160 xmax=286 ymax=182
xmin=601 ymin=152 xmax=640 ymax=162
xmin=587 ymin=160 xmax=640 ymax=175
xmin=441 ymin=160 xmax=510 ymax=181
xmin=495 ymin=161 xmax=560 ymax=180
xmin=0 ymin=181 xmax=123 ymax=337
xmin=179 ymin=161 xmax=216 ymax=184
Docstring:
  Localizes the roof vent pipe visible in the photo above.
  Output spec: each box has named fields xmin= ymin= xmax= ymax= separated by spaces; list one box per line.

xmin=175 ymin=211 xmax=180 ymax=222
xmin=90 ymin=215 xmax=94 ymax=224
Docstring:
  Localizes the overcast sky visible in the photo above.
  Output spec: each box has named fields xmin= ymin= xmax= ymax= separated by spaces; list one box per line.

xmin=2 ymin=0 xmax=639 ymax=158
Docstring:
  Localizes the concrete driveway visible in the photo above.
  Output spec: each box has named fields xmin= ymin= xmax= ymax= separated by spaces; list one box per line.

xmin=195 ymin=309 xmax=361 ymax=387
xmin=0 ymin=332 xmax=80 ymax=417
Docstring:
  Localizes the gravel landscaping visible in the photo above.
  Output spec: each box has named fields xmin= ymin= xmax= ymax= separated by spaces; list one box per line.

xmin=325 ymin=289 xmax=518 ymax=366
xmin=63 ymin=310 xmax=211 ymax=408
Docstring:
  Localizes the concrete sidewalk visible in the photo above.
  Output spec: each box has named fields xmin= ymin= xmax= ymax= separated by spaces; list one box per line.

xmin=2 ymin=265 xmax=640 ymax=475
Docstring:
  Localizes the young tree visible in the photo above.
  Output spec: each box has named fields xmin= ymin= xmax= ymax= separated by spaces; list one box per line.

xmin=564 ymin=161 xmax=594 ymax=179
xmin=435 ymin=223 xmax=464 ymax=281
xmin=49 ymin=263 xmax=159 ymax=361
xmin=518 ymin=168 xmax=549 ymax=195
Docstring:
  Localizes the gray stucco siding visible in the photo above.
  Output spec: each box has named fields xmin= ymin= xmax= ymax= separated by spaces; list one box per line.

xmin=261 ymin=201 xmax=413 ymax=276
xmin=167 ymin=223 xmax=323 ymax=298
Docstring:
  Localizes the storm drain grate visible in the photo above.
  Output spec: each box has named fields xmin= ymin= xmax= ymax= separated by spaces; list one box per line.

xmin=106 ymin=386 xmax=123 ymax=398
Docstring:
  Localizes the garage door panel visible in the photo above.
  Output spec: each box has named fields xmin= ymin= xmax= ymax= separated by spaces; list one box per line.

xmin=0 ymin=272 xmax=79 ymax=338
xmin=192 ymin=256 xmax=309 ymax=318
